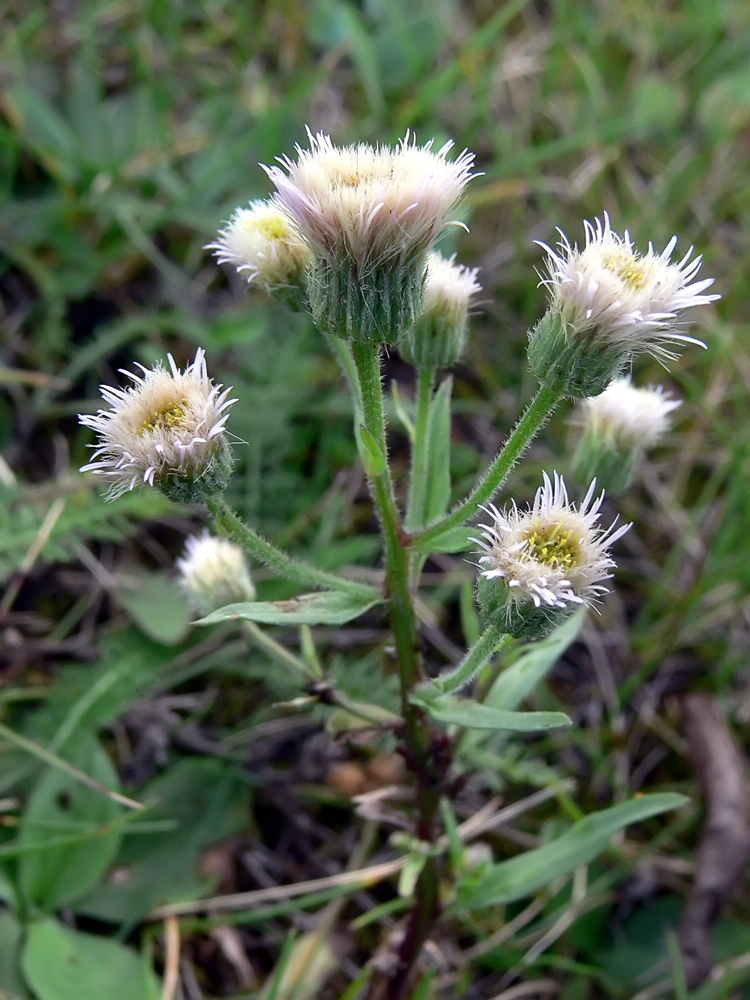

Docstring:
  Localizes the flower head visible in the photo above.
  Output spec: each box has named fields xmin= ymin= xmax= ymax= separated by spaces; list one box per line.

xmin=177 ymin=533 xmax=255 ymax=616
xmin=265 ymin=129 xmax=475 ymax=267
xmin=79 ymin=349 xmax=235 ymax=503
xmin=206 ymin=199 xmax=311 ymax=310
xmin=539 ymin=214 xmax=718 ymax=357
xmin=578 ymin=377 xmax=681 ymax=449
xmin=529 ymin=215 xmax=719 ymax=397
xmin=474 ymin=472 xmax=630 ymax=637
xmin=400 ymin=252 xmax=482 ymax=367
xmin=263 ymin=129 xmax=476 ymax=342
xmin=572 ymin=378 xmax=681 ymax=493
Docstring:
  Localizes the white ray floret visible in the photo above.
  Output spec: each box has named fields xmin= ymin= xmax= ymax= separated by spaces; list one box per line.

xmin=264 ymin=128 xmax=476 ymax=267
xmin=177 ymin=532 xmax=255 ymax=616
xmin=578 ymin=377 xmax=681 ymax=449
xmin=206 ymin=199 xmax=311 ymax=292
xmin=474 ymin=472 xmax=630 ymax=614
xmin=79 ymin=348 xmax=236 ymax=499
xmin=537 ymin=213 xmax=720 ymax=361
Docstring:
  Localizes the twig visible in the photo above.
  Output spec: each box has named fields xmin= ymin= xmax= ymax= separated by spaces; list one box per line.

xmin=0 ymin=721 xmax=144 ymax=811
xmin=161 ymin=916 xmax=181 ymax=1000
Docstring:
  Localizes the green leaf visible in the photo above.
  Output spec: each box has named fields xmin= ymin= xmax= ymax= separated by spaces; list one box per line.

xmin=410 ymin=526 xmax=476 ymax=554
xmin=356 ymin=423 xmax=387 ymax=477
xmin=198 ymin=590 xmax=381 ymax=627
xmin=21 ymin=918 xmax=160 ymax=1000
xmin=424 ymin=376 xmax=452 ymax=524
xmin=118 ymin=570 xmax=191 ymax=645
xmin=486 ymin=609 xmax=585 ymax=712
xmin=325 ymin=701 xmax=400 ymax=734
xmin=0 ymin=910 xmax=27 ymax=997
xmin=0 ymin=865 xmax=18 ymax=908
xmin=18 ymin=735 xmax=122 ymax=911
xmin=411 ymin=691 xmax=571 ymax=732
xmin=456 ymin=793 xmax=688 ymax=911
xmin=77 ymin=759 xmax=250 ymax=924
xmin=459 ymin=579 xmax=482 ymax=647
xmin=390 ymin=381 xmax=415 ymax=438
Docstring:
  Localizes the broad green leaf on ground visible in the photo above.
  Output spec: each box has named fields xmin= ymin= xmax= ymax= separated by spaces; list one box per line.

xmin=198 ymin=590 xmax=381 ymax=627
xmin=21 ymin=918 xmax=160 ymax=1000
xmin=424 ymin=376 xmax=453 ymax=525
xmin=117 ymin=570 xmax=191 ymax=645
xmin=77 ymin=759 xmax=249 ymax=924
xmin=409 ymin=526 xmax=476 ymax=554
xmin=456 ymin=793 xmax=688 ymax=911
xmin=411 ymin=690 xmax=571 ymax=732
xmin=1 ymin=631 xmax=184 ymax=797
xmin=18 ymin=735 xmax=122 ymax=911
xmin=0 ymin=909 xmax=27 ymax=997
xmin=486 ymin=609 xmax=586 ymax=712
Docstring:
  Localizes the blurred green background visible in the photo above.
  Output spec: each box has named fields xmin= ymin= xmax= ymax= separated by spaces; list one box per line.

xmin=1 ymin=0 xmax=748 ymax=997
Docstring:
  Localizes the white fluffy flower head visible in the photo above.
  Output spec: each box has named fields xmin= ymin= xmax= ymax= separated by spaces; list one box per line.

xmin=177 ymin=533 xmax=255 ymax=616
xmin=475 ymin=472 xmax=630 ymax=619
xmin=206 ymin=200 xmax=311 ymax=301
xmin=423 ymin=252 xmax=481 ymax=325
xmin=538 ymin=213 xmax=719 ymax=361
xmin=264 ymin=128 xmax=476 ymax=267
xmin=79 ymin=348 xmax=235 ymax=502
xmin=579 ymin=377 xmax=681 ymax=449
xmin=400 ymin=252 xmax=481 ymax=367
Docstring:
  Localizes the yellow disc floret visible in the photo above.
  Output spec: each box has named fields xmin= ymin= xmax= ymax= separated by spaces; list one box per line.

xmin=253 ymin=213 xmax=291 ymax=241
xmin=602 ymin=249 xmax=646 ymax=290
xmin=138 ymin=399 xmax=187 ymax=436
xmin=522 ymin=520 xmax=581 ymax=571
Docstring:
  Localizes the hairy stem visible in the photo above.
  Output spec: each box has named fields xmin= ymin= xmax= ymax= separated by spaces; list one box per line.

xmin=206 ymin=495 xmax=377 ymax=599
xmin=436 ymin=625 xmax=511 ymax=695
xmin=411 ymin=380 xmax=563 ymax=548
xmin=243 ymin=622 xmax=316 ymax=682
xmin=349 ymin=341 xmax=443 ymax=1000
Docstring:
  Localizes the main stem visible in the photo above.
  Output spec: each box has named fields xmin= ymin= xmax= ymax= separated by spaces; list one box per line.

xmin=206 ymin=496 xmax=376 ymax=599
xmin=349 ymin=340 xmax=442 ymax=1000
xmin=412 ymin=380 xmax=563 ymax=547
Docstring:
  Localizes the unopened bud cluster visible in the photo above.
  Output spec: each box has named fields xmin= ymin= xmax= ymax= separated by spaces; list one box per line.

xmin=210 ymin=128 xmax=477 ymax=352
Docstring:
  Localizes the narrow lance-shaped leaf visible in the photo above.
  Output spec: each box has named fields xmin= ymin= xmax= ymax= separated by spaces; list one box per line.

xmin=455 ymin=793 xmax=688 ymax=911
xmin=198 ymin=590 xmax=381 ymax=627
xmin=424 ymin=376 xmax=453 ymax=524
xmin=411 ymin=690 xmax=571 ymax=732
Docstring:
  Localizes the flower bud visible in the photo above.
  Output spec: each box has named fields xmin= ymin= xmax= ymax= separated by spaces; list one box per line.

xmin=264 ymin=129 xmax=476 ymax=344
xmin=572 ymin=378 xmax=681 ymax=494
xmin=399 ymin=253 xmax=481 ymax=368
xmin=177 ymin=533 xmax=255 ymax=616
xmin=79 ymin=348 xmax=235 ymax=504
xmin=530 ymin=215 xmax=719 ymax=398
xmin=207 ymin=199 xmax=311 ymax=311
xmin=474 ymin=472 xmax=630 ymax=639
